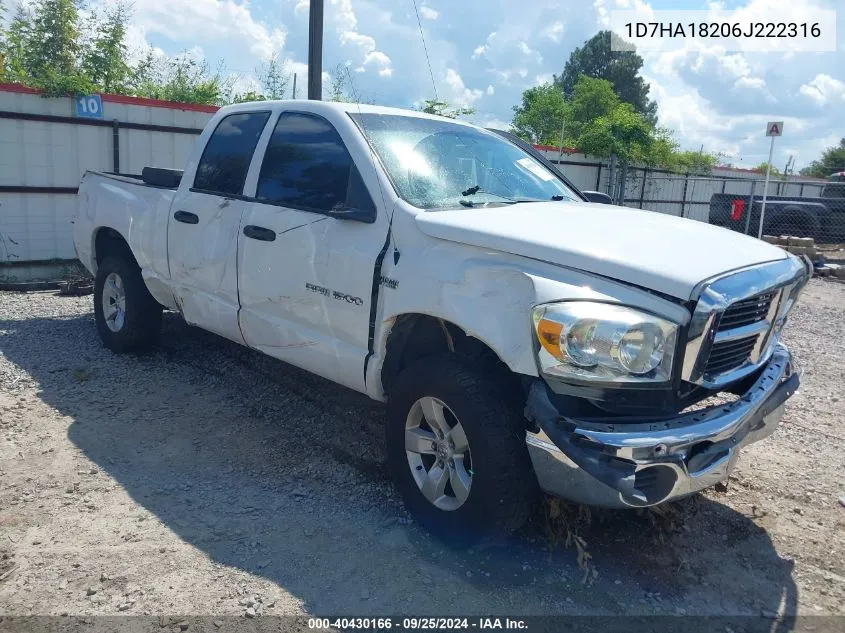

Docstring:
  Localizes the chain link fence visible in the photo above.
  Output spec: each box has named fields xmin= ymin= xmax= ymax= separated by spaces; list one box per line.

xmin=608 ymin=168 xmax=844 ymax=257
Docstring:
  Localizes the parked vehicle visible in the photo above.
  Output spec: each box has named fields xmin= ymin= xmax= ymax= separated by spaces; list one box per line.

xmin=73 ymin=101 xmax=810 ymax=543
xmin=710 ymin=182 xmax=845 ymax=242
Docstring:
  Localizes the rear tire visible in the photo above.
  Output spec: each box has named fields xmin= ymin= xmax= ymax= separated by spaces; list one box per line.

xmin=386 ymin=355 xmax=539 ymax=544
xmin=94 ymin=255 xmax=162 ymax=353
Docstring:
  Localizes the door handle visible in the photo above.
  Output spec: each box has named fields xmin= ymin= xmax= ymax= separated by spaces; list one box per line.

xmin=174 ymin=210 xmax=199 ymax=225
xmin=243 ymin=225 xmax=276 ymax=242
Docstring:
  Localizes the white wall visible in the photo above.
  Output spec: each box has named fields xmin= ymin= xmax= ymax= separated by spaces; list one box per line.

xmin=0 ymin=87 xmax=216 ymax=263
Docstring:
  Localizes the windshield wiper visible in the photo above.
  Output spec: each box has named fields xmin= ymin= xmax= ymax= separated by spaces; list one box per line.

xmin=460 ymin=185 xmax=517 ymax=202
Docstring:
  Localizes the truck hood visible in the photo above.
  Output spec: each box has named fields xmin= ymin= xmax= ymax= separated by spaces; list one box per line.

xmin=415 ymin=201 xmax=788 ymax=300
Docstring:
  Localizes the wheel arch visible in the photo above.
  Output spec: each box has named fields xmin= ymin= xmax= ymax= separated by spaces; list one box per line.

xmin=379 ymin=313 xmax=527 ymax=400
xmin=92 ymin=226 xmax=137 ymax=274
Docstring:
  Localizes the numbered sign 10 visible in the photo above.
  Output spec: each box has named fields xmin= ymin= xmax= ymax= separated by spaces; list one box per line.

xmin=75 ymin=95 xmax=103 ymax=119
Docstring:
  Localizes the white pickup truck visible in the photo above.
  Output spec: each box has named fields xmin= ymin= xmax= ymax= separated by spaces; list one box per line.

xmin=73 ymin=101 xmax=809 ymax=542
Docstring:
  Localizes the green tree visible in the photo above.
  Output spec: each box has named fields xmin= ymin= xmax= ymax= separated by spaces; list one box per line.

xmin=665 ymin=149 xmax=721 ymax=175
xmin=259 ymin=53 xmax=289 ymax=100
xmin=753 ymin=161 xmax=781 ymax=176
xmin=130 ymin=51 xmax=226 ymax=105
xmin=0 ymin=1 xmax=6 ymax=78
xmin=420 ymin=98 xmax=475 ymax=119
xmin=576 ymin=102 xmax=657 ymax=165
xmin=2 ymin=4 xmax=33 ymax=83
xmin=800 ymin=139 xmax=845 ymax=178
xmin=26 ymin=0 xmax=92 ymax=95
xmin=82 ymin=2 xmax=131 ymax=93
xmin=555 ymin=30 xmax=657 ymax=123
xmin=510 ymin=83 xmax=566 ymax=145
xmin=565 ymin=76 xmax=620 ymax=140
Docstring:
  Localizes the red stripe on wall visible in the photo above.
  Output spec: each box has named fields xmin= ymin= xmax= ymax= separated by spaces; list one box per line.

xmin=0 ymin=83 xmax=220 ymax=114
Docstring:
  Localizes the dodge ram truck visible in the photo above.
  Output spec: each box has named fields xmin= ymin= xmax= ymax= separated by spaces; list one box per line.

xmin=73 ymin=101 xmax=810 ymax=542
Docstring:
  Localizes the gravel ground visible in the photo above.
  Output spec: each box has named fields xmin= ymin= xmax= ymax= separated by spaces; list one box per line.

xmin=0 ymin=279 xmax=843 ymax=620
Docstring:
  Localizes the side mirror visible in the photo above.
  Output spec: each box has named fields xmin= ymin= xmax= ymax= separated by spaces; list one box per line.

xmin=328 ymin=205 xmax=376 ymax=224
xmin=582 ymin=190 xmax=614 ymax=205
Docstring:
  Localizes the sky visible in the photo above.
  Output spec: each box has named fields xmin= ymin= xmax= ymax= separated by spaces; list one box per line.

xmin=111 ymin=0 xmax=844 ymax=170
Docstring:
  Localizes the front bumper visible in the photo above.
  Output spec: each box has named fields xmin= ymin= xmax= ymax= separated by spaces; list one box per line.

xmin=525 ymin=344 xmax=798 ymax=508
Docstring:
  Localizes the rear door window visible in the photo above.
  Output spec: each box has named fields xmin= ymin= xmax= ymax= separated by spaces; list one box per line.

xmin=194 ymin=111 xmax=271 ymax=195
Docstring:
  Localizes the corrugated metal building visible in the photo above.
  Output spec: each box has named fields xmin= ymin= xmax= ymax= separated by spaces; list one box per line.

xmin=0 ymin=84 xmax=217 ymax=271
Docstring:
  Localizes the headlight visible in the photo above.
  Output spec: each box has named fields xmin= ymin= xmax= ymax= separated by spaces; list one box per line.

xmin=532 ymin=302 xmax=678 ymax=384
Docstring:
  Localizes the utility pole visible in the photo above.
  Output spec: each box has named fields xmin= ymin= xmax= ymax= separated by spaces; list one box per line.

xmin=557 ymin=119 xmax=565 ymax=174
xmin=292 ymin=73 xmax=297 ymax=99
xmin=307 ymin=0 xmax=324 ymax=100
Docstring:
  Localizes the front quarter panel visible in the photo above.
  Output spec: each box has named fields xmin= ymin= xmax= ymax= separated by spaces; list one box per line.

xmin=368 ymin=222 xmax=691 ymax=397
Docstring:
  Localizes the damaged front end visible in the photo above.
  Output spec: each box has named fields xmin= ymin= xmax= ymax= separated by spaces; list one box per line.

xmin=523 ymin=257 xmax=809 ymax=508
xmin=525 ymin=344 xmax=798 ymax=508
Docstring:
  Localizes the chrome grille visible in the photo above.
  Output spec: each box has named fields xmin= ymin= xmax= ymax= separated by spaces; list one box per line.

xmin=682 ymin=258 xmax=809 ymax=389
xmin=704 ymin=334 xmax=759 ymax=375
xmin=716 ymin=291 xmax=776 ymax=331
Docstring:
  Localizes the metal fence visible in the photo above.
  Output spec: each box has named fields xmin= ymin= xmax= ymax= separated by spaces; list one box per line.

xmin=544 ymin=151 xmax=841 ymax=250
xmin=611 ymin=169 xmax=843 ymax=248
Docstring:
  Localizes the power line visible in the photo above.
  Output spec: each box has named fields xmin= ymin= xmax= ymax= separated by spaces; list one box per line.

xmin=410 ymin=0 xmax=438 ymax=101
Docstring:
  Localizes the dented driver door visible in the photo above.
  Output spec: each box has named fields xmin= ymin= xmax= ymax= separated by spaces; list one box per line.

xmin=236 ymin=110 xmax=387 ymax=394
xmin=167 ymin=109 xmax=272 ymax=344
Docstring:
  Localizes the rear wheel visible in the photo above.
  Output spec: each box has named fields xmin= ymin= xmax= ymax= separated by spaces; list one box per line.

xmin=94 ymin=255 xmax=162 ymax=352
xmin=386 ymin=355 xmax=539 ymax=543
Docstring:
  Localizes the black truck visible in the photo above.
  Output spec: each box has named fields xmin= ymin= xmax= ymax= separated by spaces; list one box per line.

xmin=710 ymin=182 xmax=845 ymax=243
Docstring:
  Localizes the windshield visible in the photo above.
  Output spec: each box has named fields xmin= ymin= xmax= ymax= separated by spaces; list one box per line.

xmin=350 ymin=113 xmax=580 ymax=210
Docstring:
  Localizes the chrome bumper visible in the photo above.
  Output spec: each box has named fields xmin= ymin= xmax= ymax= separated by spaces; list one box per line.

xmin=525 ymin=344 xmax=798 ymax=508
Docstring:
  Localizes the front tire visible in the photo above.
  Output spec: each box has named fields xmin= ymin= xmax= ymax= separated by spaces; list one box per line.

xmin=386 ymin=355 xmax=539 ymax=543
xmin=94 ymin=255 xmax=162 ymax=352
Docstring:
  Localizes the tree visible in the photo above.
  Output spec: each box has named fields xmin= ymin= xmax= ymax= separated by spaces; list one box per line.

xmin=258 ymin=53 xmax=289 ymax=100
xmin=665 ymin=149 xmax=721 ymax=175
xmin=510 ymin=84 xmax=566 ymax=145
xmin=565 ymin=76 xmax=620 ymax=140
xmin=82 ymin=2 xmax=131 ymax=93
xmin=25 ymin=0 xmax=92 ymax=95
xmin=0 ymin=1 xmax=6 ymax=77
xmin=555 ymin=30 xmax=657 ymax=123
xmin=576 ymin=103 xmax=658 ymax=165
xmin=800 ymin=139 xmax=845 ymax=178
xmin=753 ymin=161 xmax=781 ymax=176
xmin=420 ymin=98 xmax=475 ymax=119
xmin=130 ymin=52 xmax=226 ymax=105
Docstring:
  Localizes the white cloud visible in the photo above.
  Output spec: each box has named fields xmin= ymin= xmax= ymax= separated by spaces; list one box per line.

xmin=486 ymin=85 xmax=495 ymax=96
xmin=535 ymin=73 xmax=554 ymax=86
xmin=518 ymin=41 xmax=543 ymax=63
xmin=294 ymin=0 xmax=309 ymax=16
xmin=799 ymin=74 xmax=845 ymax=106
xmin=471 ymin=32 xmax=497 ymax=59
xmin=420 ymin=6 xmax=439 ymax=20
xmin=331 ymin=0 xmax=393 ymax=77
xmin=129 ymin=0 xmax=287 ymax=60
xmin=541 ymin=21 xmax=564 ymax=42
xmin=445 ymin=68 xmax=484 ymax=106
xmin=734 ymin=76 xmax=765 ymax=90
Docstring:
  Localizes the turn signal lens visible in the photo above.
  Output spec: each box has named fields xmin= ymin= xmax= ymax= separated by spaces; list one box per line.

xmin=536 ymin=318 xmax=563 ymax=359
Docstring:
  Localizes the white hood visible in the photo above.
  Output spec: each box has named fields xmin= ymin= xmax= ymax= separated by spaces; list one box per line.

xmin=415 ymin=201 xmax=788 ymax=299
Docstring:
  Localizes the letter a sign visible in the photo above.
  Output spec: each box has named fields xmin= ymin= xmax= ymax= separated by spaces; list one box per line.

xmin=766 ymin=121 xmax=783 ymax=137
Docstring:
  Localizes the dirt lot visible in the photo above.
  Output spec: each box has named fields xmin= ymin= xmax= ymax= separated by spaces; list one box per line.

xmin=0 ymin=280 xmax=843 ymax=620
